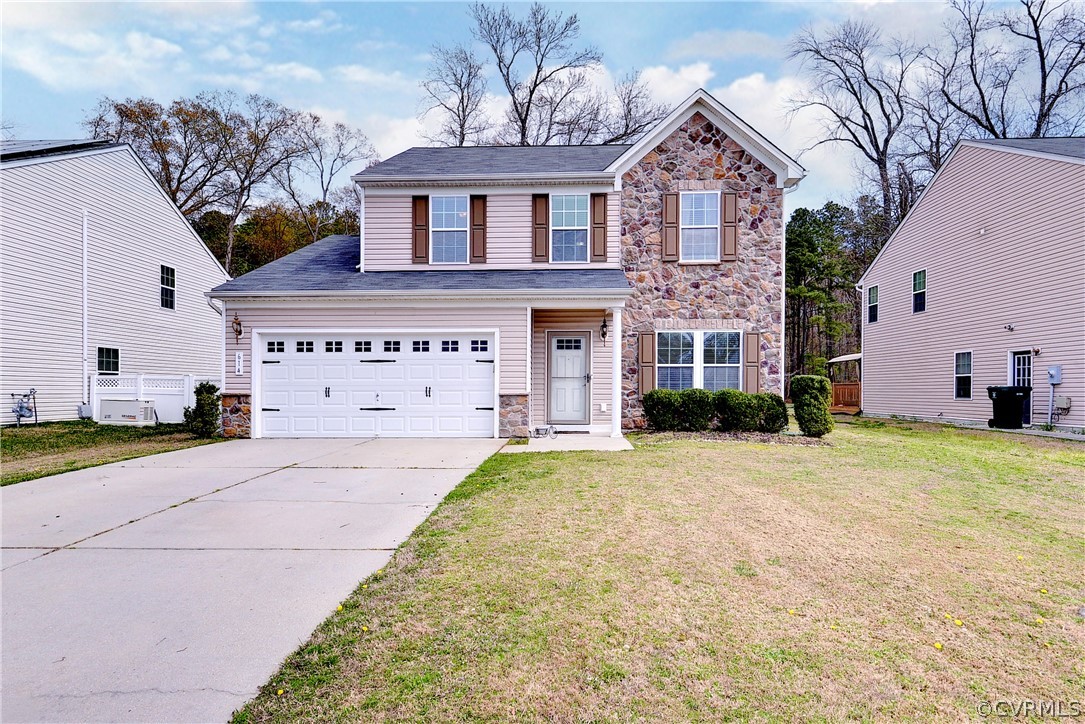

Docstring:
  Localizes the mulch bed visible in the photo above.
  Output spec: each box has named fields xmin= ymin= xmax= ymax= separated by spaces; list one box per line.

xmin=630 ymin=430 xmax=831 ymax=446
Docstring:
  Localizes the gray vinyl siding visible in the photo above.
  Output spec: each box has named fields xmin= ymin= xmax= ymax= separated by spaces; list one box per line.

xmin=861 ymin=144 xmax=1085 ymax=428
xmin=0 ymin=147 xmax=228 ymax=424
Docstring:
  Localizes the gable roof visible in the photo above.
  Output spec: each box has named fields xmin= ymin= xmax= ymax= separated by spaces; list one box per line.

xmin=355 ymin=145 xmax=629 ymax=185
xmin=607 ymin=89 xmax=806 ymax=189
xmin=209 ymin=235 xmax=631 ymax=297
xmin=856 ymin=136 xmax=1084 ymax=286
xmin=0 ymin=139 xmax=117 ymax=162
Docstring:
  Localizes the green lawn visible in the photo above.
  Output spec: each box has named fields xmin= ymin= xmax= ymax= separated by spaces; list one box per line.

xmin=235 ymin=420 xmax=1084 ymax=722
xmin=0 ymin=420 xmax=221 ymax=486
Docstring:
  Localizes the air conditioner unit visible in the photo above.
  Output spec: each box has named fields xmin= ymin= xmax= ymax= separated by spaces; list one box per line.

xmin=99 ymin=399 xmax=156 ymax=426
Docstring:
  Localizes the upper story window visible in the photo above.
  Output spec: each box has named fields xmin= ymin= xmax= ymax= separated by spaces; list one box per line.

xmin=430 ymin=196 xmax=468 ymax=264
xmin=680 ymin=192 xmax=719 ymax=262
xmin=912 ymin=270 xmax=926 ymax=313
xmin=550 ymin=194 xmax=589 ymax=262
xmin=867 ymin=285 xmax=879 ymax=324
xmin=160 ymin=265 xmax=176 ymax=309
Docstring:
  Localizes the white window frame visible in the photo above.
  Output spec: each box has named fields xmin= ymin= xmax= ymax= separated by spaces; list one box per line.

xmin=160 ymin=264 xmax=176 ymax=310
xmin=656 ymin=330 xmax=743 ymax=392
xmin=867 ymin=285 xmax=879 ymax=324
xmin=548 ymin=193 xmax=590 ymax=263
xmin=679 ymin=190 xmax=721 ymax=263
xmin=954 ymin=350 xmax=973 ymax=400
xmin=912 ymin=269 xmax=926 ymax=314
xmin=429 ymin=194 xmax=469 ymax=265
xmin=97 ymin=346 xmax=120 ymax=375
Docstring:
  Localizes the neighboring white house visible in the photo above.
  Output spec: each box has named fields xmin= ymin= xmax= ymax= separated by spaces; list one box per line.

xmin=1 ymin=140 xmax=230 ymax=424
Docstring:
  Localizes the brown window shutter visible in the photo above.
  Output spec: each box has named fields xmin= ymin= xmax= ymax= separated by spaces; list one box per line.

xmin=590 ymin=193 xmax=607 ymax=262
xmin=532 ymin=194 xmax=549 ymax=262
xmin=412 ymin=196 xmax=429 ymax=264
xmin=721 ymin=192 xmax=738 ymax=262
xmin=638 ymin=331 xmax=656 ymax=396
xmin=662 ymin=192 xmax=679 ymax=262
xmin=470 ymin=195 xmax=487 ymax=263
xmin=743 ymin=332 xmax=760 ymax=392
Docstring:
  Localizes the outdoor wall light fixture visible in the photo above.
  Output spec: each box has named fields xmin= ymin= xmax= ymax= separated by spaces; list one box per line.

xmin=600 ymin=318 xmax=609 ymax=342
xmin=232 ymin=313 xmax=244 ymax=341
xmin=1033 ymin=347 xmax=1042 ymax=356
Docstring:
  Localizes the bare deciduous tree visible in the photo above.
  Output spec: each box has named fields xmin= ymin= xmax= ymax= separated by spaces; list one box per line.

xmin=421 ymin=44 xmax=489 ymax=146
xmin=932 ymin=0 xmax=1085 ymax=138
xmin=276 ymin=114 xmax=377 ymax=244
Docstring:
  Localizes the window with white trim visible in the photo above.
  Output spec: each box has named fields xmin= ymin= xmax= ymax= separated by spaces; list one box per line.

xmin=867 ymin=285 xmax=879 ymax=324
xmin=430 ymin=195 xmax=468 ymax=264
xmin=550 ymin=194 xmax=588 ymax=262
xmin=657 ymin=331 xmax=742 ymax=391
xmin=97 ymin=347 xmax=119 ymax=374
xmin=912 ymin=270 xmax=926 ymax=313
xmin=680 ymin=192 xmax=719 ymax=262
xmin=955 ymin=351 xmax=972 ymax=400
xmin=160 ymin=265 xmax=176 ymax=309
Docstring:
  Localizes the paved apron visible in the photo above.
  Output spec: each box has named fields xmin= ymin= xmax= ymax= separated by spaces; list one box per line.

xmin=1 ymin=437 xmax=503 ymax=723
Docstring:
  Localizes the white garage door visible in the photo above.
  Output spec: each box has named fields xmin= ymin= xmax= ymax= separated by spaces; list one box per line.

xmin=259 ymin=333 xmax=495 ymax=438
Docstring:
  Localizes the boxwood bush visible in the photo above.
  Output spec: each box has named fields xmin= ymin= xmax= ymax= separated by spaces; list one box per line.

xmin=790 ymin=375 xmax=833 ymax=437
xmin=751 ymin=392 xmax=789 ymax=433
xmin=183 ymin=381 xmax=222 ymax=438
xmin=680 ymin=388 xmax=715 ymax=431
xmin=642 ymin=389 xmax=683 ymax=430
xmin=715 ymin=389 xmax=758 ymax=431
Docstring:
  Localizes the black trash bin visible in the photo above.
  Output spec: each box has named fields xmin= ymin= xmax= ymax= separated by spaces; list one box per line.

xmin=987 ymin=386 xmax=1032 ymax=429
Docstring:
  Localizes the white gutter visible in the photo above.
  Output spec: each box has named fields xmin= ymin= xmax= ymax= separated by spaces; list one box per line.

xmin=81 ymin=210 xmax=89 ymax=404
xmin=207 ymin=287 xmax=634 ymax=301
xmin=354 ymin=172 xmax=615 ymax=187
xmin=357 ymin=185 xmax=365 ymax=273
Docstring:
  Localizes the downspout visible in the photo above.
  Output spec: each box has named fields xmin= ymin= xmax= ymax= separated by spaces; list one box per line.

xmin=81 ymin=210 xmax=89 ymax=404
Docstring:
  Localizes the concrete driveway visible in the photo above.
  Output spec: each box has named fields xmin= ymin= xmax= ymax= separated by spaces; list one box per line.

xmin=1 ymin=437 xmax=503 ymax=723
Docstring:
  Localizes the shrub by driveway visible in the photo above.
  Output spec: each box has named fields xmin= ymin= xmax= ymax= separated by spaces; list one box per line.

xmin=234 ymin=421 xmax=1085 ymax=721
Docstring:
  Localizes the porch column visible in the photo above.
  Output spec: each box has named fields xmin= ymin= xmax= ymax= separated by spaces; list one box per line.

xmin=610 ymin=306 xmax=622 ymax=437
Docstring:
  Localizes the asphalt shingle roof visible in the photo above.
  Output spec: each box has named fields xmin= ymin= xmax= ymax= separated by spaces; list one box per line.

xmin=0 ymin=139 xmax=116 ymax=162
xmin=971 ymin=137 xmax=1085 ymax=160
xmin=211 ymin=235 xmax=632 ymax=295
xmin=355 ymin=144 xmax=631 ymax=179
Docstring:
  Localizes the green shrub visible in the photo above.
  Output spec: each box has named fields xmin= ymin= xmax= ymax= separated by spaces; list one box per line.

xmin=183 ymin=381 xmax=222 ymax=438
xmin=642 ymin=389 xmax=683 ymax=430
xmin=679 ymin=388 xmax=715 ymax=431
xmin=715 ymin=389 xmax=759 ymax=431
xmin=790 ymin=375 xmax=833 ymax=437
xmin=752 ymin=393 xmax=789 ymax=433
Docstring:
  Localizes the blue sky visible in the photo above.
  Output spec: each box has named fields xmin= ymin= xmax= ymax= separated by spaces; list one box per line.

xmin=1 ymin=1 xmax=961 ymax=213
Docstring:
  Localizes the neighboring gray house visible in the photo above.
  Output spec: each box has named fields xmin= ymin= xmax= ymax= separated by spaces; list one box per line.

xmin=210 ymin=90 xmax=805 ymax=439
xmin=0 ymin=140 xmax=230 ymax=423
xmin=857 ymin=137 xmax=1085 ymax=429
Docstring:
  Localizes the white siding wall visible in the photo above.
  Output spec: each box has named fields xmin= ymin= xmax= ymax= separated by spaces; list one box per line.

xmin=0 ymin=148 xmax=228 ymax=423
xmin=531 ymin=309 xmax=613 ymax=427
xmin=861 ymin=145 xmax=1085 ymax=428
xmin=363 ymin=192 xmax=621 ymax=271
xmin=223 ymin=302 xmax=531 ymax=396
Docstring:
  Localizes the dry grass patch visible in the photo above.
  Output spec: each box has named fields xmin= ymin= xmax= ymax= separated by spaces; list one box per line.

xmin=234 ymin=422 xmax=1085 ymax=722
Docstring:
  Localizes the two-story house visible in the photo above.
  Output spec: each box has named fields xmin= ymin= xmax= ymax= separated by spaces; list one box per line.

xmin=857 ymin=137 xmax=1084 ymax=430
xmin=209 ymin=90 xmax=805 ymax=438
xmin=1 ymin=140 xmax=229 ymax=424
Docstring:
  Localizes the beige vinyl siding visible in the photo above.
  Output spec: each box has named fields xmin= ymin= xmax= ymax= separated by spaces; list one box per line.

xmin=364 ymin=192 xmax=621 ymax=270
xmin=861 ymin=144 xmax=1085 ymax=428
xmin=530 ymin=309 xmax=613 ymax=426
xmin=0 ymin=148 xmax=228 ymax=424
xmin=223 ymin=302 xmax=530 ymax=396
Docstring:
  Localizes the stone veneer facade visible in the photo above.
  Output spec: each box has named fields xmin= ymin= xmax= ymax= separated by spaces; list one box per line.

xmin=221 ymin=394 xmax=252 ymax=438
xmin=499 ymin=394 xmax=530 ymax=438
xmin=619 ymin=111 xmax=785 ymax=428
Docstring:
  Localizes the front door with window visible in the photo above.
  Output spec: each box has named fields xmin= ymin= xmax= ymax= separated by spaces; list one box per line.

xmin=1011 ymin=351 xmax=1033 ymax=424
xmin=549 ymin=334 xmax=589 ymax=424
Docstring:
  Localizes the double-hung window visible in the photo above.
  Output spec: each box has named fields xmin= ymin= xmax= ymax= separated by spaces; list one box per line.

xmin=430 ymin=196 xmax=468 ymax=263
xmin=97 ymin=347 xmax=119 ymax=375
xmin=160 ymin=265 xmax=176 ymax=309
xmin=867 ymin=285 xmax=879 ymax=323
xmin=954 ymin=351 xmax=972 ymax=400
xmin=680 ymin=192 xmax=719 ymax=262
xmin=550 ymin=194 xmax=588 ymax=262
xmin=912 ymin=270 xmax=926 ymax=313
xmin=657 ymin=331 xmax=742 ymax=391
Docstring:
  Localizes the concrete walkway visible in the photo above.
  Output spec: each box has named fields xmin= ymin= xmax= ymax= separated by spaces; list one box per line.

xmin=1 ymin=437 xmax=503 ymax=723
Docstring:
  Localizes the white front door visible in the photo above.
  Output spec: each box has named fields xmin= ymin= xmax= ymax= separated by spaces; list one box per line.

xmin=549 ymin=334 xmax=589 ymax=424
xmin=1011 ymin=350 xmax=1033 ymax=424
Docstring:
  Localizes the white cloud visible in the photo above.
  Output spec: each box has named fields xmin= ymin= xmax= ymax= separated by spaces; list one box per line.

xmin=264 ymin=62 xmax=323 ymax=84
xmin=668 ymin=30 xmax=785 ymax=61
xmin=640 ymin=63 xmax=716 ymax=107
xmin=283 ymin=10 xmax=344 ymax=33
xmin=334 ymin=65 xmax=411 ymax=89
